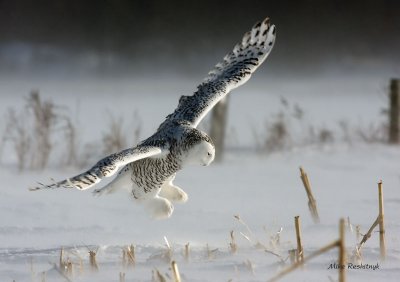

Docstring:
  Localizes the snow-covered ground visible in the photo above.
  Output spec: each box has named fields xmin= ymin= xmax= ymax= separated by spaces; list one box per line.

xmin=0 ymin=75 xmax=399 ymax=281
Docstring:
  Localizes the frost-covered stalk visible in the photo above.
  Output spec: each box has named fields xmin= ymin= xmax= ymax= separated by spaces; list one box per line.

xmin=378 ymin=181 xmax=386 ymax=260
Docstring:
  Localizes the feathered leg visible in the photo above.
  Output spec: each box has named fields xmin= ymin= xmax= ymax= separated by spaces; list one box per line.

xmin=159 ymin=174 xmax=188 ymax=203
xmin=143 ymin=196 xmax=174 ymax=219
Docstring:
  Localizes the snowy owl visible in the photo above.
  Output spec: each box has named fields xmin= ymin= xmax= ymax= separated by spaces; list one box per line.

xmin=32 ymin=18 xmax=276 ymax=219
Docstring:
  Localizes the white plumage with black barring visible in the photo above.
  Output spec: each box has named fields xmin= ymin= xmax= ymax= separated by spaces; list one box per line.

xmin=31 ymin=17 xmax=276 ymax=219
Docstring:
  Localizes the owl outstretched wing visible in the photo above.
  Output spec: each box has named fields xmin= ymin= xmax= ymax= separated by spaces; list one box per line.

xmin=160 ymin=17 xmax=276 ymax=128
xmin=30 ymin=145 xmax=163 ymax=191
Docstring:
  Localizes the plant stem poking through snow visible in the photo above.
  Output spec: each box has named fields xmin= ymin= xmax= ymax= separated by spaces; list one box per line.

xmin=299 ymin=167 xmax=320 ymax=223
xmin=268 ymin=218 xmax=346 ymax=282
xmin=184 ymin=243 xmax=190 ymax=262
xmin=378 ymin=180 xmax=386 ymax=260
xmin=234 ymin=214 xmax=255 ymax=240
xmin=88 ymin=248 xmax=99 ymax=272
xmin=346 ymin=217 xmax=353 ymax=233
xmin=356 ymin=180 xmax=386 ymax=261
xmin=294 ymin=216 xmax=304 ymax=264
xmin=358 ymin=216 xmax=379 ymax=250
xmin=229 ymin=230 xmax=238 ymax=254
xmin=171 ymin=261 xmax=182 ymax=282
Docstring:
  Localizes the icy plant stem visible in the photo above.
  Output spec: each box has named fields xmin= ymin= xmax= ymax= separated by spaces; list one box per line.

xmin=378 ymin=181 xmax=386 ymax=260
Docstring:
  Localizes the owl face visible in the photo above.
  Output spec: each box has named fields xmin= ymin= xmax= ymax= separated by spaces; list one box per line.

xmin=183 ymin=140 xmax=215 ymax=167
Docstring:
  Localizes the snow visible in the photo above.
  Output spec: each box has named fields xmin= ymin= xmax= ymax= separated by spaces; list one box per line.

xmin=0 ymin=75 xmax=399 ymax=281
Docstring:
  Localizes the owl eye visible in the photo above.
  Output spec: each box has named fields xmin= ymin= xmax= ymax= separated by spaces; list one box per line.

xmin=207 ymin=152 xmax=212 ymax=156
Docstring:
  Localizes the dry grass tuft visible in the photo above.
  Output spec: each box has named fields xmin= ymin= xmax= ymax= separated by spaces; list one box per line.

xmin=122 ymin=244 xmax=135 ymax=268
xmin=102 ymin=114 xmax=127 ymax=155
xmin=4 ymin=109 xmax=31 ymax=171
xmin=27 ymin=90 xmax=58 ymax=169
xmin=269 ymin=227 xmax=283 ymax=250
xmin=234 ymin=214 xmax=254 ymax=240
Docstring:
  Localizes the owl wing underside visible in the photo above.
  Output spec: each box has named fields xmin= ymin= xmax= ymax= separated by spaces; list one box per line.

xmin=160 ymin=17 xmax=276 ymax=129
xmin=30 ymin=145 xmax=163 ymax=191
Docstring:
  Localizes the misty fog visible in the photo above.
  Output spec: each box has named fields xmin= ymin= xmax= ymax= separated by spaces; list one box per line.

xmin=0 ymin=0 xmax=399 ymax=82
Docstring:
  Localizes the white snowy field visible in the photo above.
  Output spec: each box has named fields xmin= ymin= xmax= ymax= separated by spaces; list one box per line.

xmin=0 ymin=75 xmax=399 ymax=281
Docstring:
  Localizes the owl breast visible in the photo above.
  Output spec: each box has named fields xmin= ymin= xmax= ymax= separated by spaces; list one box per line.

xmin=129 ymin=153 xmax=181 ymax=199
